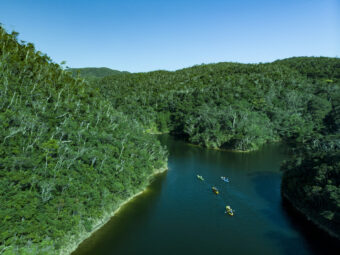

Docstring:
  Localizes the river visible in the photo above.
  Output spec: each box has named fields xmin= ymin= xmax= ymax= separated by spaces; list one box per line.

xmin=72 ymin=135 xmax=340 ymax=255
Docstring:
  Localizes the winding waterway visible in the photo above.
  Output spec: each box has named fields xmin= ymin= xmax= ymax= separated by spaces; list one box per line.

xmin=72 ymin=135 xmax=339 ymax=255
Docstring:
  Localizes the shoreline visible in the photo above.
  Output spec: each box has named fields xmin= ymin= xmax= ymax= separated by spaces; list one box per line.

xmin=186 ymin=141 xmax=255 ymax=153
xmin=152 ymin=132 xmax=281 ymax=153
xmin=282 ymin=191 xmax=339 ymax=240
xmin=60 ymin=164 xmax=168 ymax=255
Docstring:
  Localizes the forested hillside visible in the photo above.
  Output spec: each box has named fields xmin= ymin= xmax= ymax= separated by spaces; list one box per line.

xmin=274 ymin=57 xmax=340 ymax=81
xmin=95 ymin=59 xmax=339 ymax=151
xmin=0 ymin=27 xmax=167 ymax=254
xmin=67 ymin=67 xmax=127 ymax=80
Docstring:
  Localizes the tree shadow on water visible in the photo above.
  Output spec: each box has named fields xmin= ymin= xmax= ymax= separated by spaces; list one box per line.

xmin=251 ymin=172 xmax=340 ymax=255
xmin=251 ymin=172 xmax=290 ymax=229
xmin=279 ymin=199 xmax=340 ymax=255
xmin=264 ymin=230 xmax=311 ymax=255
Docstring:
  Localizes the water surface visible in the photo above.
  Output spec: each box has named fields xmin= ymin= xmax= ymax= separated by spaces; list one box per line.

xmin=73 ymin=135 xmax=339 ymax=255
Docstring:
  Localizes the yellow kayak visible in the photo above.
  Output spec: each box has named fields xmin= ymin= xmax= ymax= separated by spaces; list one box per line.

xmin=212 ymin=186 xmax=219 ymax=195
xmin=226 ymin=205 xmax=234 ymax=216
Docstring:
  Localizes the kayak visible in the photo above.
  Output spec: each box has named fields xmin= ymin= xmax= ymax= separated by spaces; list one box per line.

xmin=225 ymin=205 xmax=234 ymax=216
xmin=212 ymin=186 xmax=219 ymax=195
xmin=197 ymin=175 xmax=204 ymax=181
xmin=221 ymin=176 xmax=229 ymax=183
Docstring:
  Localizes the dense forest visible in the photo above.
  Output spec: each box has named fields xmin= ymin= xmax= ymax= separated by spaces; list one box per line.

xmin=1 ymin=24 xmax=339 ymax=254
xmin=0 ymin=27 xmax=167 ymax=254
xmin=94 ymin=57 xmax=339 ymax=151
xmin=67 ymin=67 xmax=128 ymax=80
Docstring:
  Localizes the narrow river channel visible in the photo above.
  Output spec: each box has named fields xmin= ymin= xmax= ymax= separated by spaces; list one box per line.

xmin=72 ymin=135 xmax=340 ymax=255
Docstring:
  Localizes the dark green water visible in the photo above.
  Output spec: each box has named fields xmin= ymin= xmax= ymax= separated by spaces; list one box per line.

xmin=73 ymin=135 xmax=339 ymax=255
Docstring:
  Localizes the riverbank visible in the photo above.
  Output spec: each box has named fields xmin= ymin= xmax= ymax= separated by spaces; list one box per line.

xmin=60 ymin=164 xmax=168 ymax=255
xmin=282 ymin=191 xmax=340 ymax=241
xmin=186 ymin=141 xmax=272 ymax=153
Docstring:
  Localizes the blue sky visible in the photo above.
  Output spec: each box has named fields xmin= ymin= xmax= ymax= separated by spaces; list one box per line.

xmin=0 ymin=0 xmax=339 ymax=72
